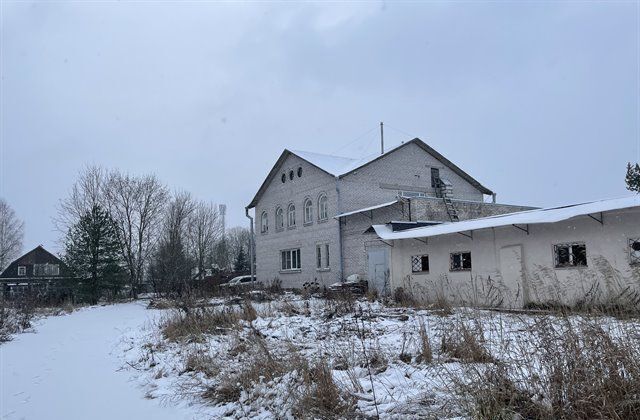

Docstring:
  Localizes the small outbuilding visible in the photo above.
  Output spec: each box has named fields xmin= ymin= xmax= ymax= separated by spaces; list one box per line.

xmin=373 ymin=196 xmax=640 ymax=308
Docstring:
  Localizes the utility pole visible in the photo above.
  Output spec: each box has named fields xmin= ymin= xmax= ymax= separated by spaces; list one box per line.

xmin=380 ymin=121 xmax=384 ymax=155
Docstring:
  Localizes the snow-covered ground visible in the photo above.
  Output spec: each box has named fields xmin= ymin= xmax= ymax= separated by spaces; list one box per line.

xmin=0 ymin=302 xmax=203 ymax=420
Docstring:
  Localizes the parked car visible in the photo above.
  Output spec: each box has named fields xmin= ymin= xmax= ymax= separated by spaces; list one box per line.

xmin=221 ymin=275 xmax=258 ymax=288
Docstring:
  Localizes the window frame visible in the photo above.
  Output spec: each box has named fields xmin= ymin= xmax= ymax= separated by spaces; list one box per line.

xmin=431 ymin=167 xmax=441 ymax=188
xmin=260 ymin=211 xmax=268 ymax=234
xmin=287 ymin=203 xmax=296 ymax=228
xmin=553 ymin=242 xmax=588 ymax=269
xmin=411 ymin=254 xmax=430 ymax=274
xmin=303 ymin=198 xmax=313 ymax=225
xmin=450 ymin=251 xmax=472 ymax=272
xmin=315 ymin=242 xmax=330 ymax=271
xmin=630 ymin=238 xmax=640 ymax=266
xmin=280 ymin=248 xmax=301 ymax=271
xmin=275 ymin=207 xmax=284 ymax=231
xmin=318 ymin=193 xmax=328 ymax=222
xmin=17 ymin=266 xmax=26 ymax=276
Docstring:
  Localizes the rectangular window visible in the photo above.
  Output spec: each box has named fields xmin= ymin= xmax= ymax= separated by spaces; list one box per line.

xmin=316 ymin=243 xmax=330 ymax=270
xmin=630 ymin=238 xmax=640 ymax=265
xmin=325 ymin=244 xmax=330 ymax=268
xmin=33 ymin=264 xmax=59 ymax=276
xmin=281 ymin=249 xmax=301 ymax=271
xmin=431 ymin=168 xmax=441 ymax=188
xmin=554 ymin=243 xmax=587 ymax=268
xmin=17 ymin=266 xmax=26 ymax=276
xmin=411 ymin=255 xmax=429 ymax=273
xmin=450 ymin=252 xmax=472 ymax=271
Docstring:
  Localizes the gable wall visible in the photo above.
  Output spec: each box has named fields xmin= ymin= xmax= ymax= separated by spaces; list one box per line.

xmin=254 ymin=154 xmax=341 ymax=288
xmin=339 ymin=142 xmax=485 ymax=213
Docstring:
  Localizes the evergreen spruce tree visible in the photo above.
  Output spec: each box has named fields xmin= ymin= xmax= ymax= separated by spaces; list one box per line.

xmin=64 ymin=205 xmax=125 ymax=303
xmin=626 ymin=163 xmax=640 ymax=193
xmin=234 ymin=247 xmax=248 ymax=272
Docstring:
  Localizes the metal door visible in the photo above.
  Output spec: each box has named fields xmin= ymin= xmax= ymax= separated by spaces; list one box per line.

xmin=367 ymin=247 xmax=389 ymax=295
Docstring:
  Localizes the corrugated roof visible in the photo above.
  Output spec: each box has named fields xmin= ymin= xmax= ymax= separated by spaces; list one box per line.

xmin=373 ymin=196 xmax=640 ymax=241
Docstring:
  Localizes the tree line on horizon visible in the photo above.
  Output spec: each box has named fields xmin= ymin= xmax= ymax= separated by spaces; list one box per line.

xmin=0 ymin=165 xmax=251 ymax=303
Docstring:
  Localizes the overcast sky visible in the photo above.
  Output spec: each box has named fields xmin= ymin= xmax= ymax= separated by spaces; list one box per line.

xmin=1 ymin=1 xmax=639 ymax=254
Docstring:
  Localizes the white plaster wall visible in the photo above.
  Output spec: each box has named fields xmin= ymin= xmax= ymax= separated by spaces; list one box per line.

xmin=389 ymin=208 xmax=640 ymax=308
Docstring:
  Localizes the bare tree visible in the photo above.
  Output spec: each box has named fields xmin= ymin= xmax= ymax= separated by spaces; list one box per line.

xmin=150 ymin=191 xmax=196 ymax=296
xmin=226 ymin=226 xmax=251 ymax=269
xmin=187 ymin=201 xmax=222 ymax=279
xmin=0 ymin=198 xmax=24 ymax=271
xmin=55 ymin=165 xmax=107 ymax=234
xmin=104 ymin=170 xmax=169 ymax=297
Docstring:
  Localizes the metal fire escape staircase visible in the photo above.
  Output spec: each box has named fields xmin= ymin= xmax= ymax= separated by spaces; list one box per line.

xmin=435 ymin=178 xmax=459 ymax=222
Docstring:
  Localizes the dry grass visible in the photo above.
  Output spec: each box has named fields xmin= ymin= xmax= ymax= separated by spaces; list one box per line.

xmin=449 ymin=315 xmax=640 ymax=419
xmin=440 ymin=320 xmax=494 ymax=363
xmin=416 ymin=318 xmax=433 ymax=364
xmin=294 ymin=359 xmax=356 ymax=419
xmin=161 ymin=306 xmax=240 ymax=342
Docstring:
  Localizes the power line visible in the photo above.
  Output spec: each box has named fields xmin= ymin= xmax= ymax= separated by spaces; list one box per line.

xmin=330 ymin=125 xmax=378 ymax=156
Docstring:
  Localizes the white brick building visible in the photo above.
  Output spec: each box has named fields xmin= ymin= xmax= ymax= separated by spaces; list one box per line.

xmin=246 ymin=138 xmax=532 ymax=290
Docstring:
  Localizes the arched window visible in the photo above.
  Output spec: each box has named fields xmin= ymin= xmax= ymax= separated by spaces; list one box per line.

xmin=304 ymin=198 xmax=313 ymax=224
xmin=287 ymin=203 xmax=296 ymax=227
xmin=318 ymin=194 xmax=328 ymax=221
xmin=260 ymin=211 xmax=268 ymax=233
xmin=276 ymin=207 xmax=284 ymax=231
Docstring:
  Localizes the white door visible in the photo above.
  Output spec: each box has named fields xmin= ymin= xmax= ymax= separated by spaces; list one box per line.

xmin=367 ymin=248 xmax=389 ymax=295
xmin=499 ymin=245 xmax=525 ymax=308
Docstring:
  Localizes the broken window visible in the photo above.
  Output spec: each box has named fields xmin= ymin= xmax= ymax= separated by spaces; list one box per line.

xmin=630 ymin=238 xmax=640 ymax=265
xmin=450 ymin=252 xmax=471 ymax=271
xmin=411 ymin=255 xmax=429 ymax=273
xmin=281 ymin=249 xmax=301 ymax=271
xmin=554 ymin=243 xmax=587 ymax=268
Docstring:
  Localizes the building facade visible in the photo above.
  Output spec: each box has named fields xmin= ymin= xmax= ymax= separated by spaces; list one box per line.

xmin=374 ymin=197 xmax=640 ymax=308
xmin=247 ymin=138 xmax=533 ymax=289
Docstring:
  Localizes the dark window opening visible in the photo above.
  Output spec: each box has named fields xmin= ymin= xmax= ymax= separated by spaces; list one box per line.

xmin=281 ymin=173 xmax=286 ymax=183
xmin=411 ymin=255 xmax=429 ymax=273
xmin=431 ymin=168 xmax=441 ymax=188
xmin=289 ymin=170 xmax=294 ymax=180
xmin=450 ymin=252 xmax=471 ymax=271
xmin=554 ymin=243 xmax=587 ymax=268
xmin=630 ymin=239 xmax=640 ymax=265
xmin=297 ymin=167 xmax=303 ymax=177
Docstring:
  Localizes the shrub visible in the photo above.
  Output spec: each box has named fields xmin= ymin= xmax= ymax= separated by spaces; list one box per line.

xmin=161 ymin=306 xmax=239 ymax=342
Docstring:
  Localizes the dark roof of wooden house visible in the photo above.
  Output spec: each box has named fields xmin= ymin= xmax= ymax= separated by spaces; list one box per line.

xmin=0 ymin=245 xmax=72 ymax=279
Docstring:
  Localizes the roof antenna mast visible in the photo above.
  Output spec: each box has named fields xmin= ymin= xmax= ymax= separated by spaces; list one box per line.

xmin=380 ymin=121 xmax=384 ymax=155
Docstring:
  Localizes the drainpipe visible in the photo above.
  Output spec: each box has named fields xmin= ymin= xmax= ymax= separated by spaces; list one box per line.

xmin=336 ymin=177 xmax=344 ymax=282
xmin=245 ymin=207 xmax=255 ymax=280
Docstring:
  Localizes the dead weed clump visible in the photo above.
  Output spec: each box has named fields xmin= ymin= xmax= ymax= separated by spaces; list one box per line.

xmin=294 ymin=359 xmax=357 ymax=419
xmin=450 ymin=316 xmax=640 ymax=419
xmin=415 ymin=319 xmax=433 ymax=364
xmin=161 ymin=306 xmax=239 ymax=342
xmin=183 ymin=350 xmax=219 ymax=378
xmin=440 ymin=320 xmax=493 ymax=363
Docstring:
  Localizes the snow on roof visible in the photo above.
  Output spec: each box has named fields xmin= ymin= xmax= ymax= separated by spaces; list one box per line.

xmin=373 ymin=196 xmax=640 ymax=241
xmin=291 ymin=141 xmax=410 ymax=177
xmin=334 ymin=200 xmax=400 ymax=219
xmin=289 ymin=150 xmax=357 ymax=176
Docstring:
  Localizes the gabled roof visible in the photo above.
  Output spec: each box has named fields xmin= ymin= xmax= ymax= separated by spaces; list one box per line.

xmin=373 ymin=196 xmax=640 ymax=241
xmin=0 ymin=245 xmax=69 ymax=279
xmin=247 ymin=138 xmax=493 ymax=208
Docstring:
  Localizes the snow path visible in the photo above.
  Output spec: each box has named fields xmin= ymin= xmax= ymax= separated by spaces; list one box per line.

xmin=0 ymin=302 xmax=200 ymax=420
